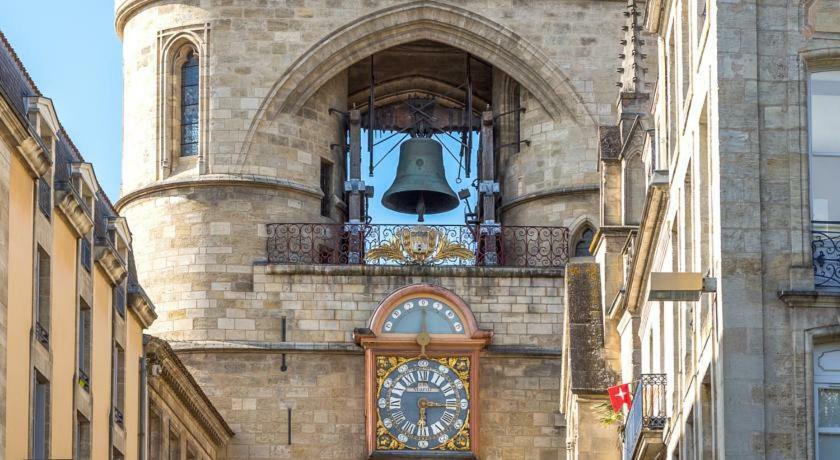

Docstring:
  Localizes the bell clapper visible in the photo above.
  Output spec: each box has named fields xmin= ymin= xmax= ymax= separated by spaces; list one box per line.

xmin=416 ymin=193 xmax=425 ymax=222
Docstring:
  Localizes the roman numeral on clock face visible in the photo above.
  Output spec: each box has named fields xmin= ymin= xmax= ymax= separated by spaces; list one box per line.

xmin=401 ymin=421 xmax=417 ymax=434
xmin=392 ymin=411 xmax=406 ymax=424
xmin=440 ymin=411 xmax=456 ymax=425
xmin=417 ymin=425 xmax=429 ymax=437
xmin=389 ymin=397 xmax=401 ymax=409
xmin=446 ymin=398 xmax=457 ymax=410
xmin=430 ymin=421 xmax=445 ymax=435
xmin=402 ymin=372 xmax=417 ymax=385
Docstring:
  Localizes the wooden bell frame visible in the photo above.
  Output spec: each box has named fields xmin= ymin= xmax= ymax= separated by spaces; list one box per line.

xmin=354 ymin=284 xmax=492 ymax=459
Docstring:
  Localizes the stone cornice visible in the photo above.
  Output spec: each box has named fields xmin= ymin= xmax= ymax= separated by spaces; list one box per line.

xmin=800 ymin=47 xmax=840 ymax=72
xmin=55 ymin=183 xmax=94 ymax=238
xmin=779 ymin=290 xmax=840 ymax=308
xmin=591 ymin=225 xmax=637 ymax=255
xmin=622 ymin=172 xmax=669 ymax=315
xmin=95 ymin=238 xmax=128 ymax=285
xmin=166 ymin=340 xmax=563 ymax=359
xmin=115 ymin=174 xmax=322 ymax=212
xmin=145 ymin=336 xmax=234 ymax=446
xmin=262 ymin=262 xmax=564 ymax=279
xmin=15 ymin=136 xmax=51 ymax=178
xmin=127 ymin=284 xmax=157 ymax=328
xmin=499 ymin=184 xmax=600 ymax=213
xmin=0 ymin=96 xmax=50 ymax=177
xmin=114 ymin=0 xmax=158 ymax=38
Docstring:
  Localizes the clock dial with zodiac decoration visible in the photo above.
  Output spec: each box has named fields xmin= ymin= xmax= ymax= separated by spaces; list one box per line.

xmin=376 ymin=356 xmax=471 ymax=451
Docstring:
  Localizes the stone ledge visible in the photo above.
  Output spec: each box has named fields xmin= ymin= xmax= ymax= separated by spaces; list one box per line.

xmin=499 ymin=184 xmax=599 ymax=212
xmin=779 ymin=290 xmax=840 ymax=308
xmin=261 ymin=263 xmax=565 ymax=278
xmin=166 ymin=340 xmax=563 ymax=358
xmin=115 ymin=173 xmax=322 ymax=211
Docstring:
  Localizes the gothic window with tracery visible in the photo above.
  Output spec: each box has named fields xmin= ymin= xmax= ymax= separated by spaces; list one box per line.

xmin=180 ymin=51 xmax=199 ymax=157
xmin=574 ymin=227 xmax=594 ymax=257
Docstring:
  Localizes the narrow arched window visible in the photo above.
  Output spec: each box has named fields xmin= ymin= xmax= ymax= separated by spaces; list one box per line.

xmin=574 ymin=227 xmax=594 ymax=257
xmin=180 ymin=51 xmax=199 ymax=157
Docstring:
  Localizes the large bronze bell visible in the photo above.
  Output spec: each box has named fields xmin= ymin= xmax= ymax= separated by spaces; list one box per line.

xmin=381 ymin=138 xmax=460 ymax=222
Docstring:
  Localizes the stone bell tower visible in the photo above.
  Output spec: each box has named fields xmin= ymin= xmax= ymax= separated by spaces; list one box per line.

xmin=115 ymin=1 xmax=627 ymax=458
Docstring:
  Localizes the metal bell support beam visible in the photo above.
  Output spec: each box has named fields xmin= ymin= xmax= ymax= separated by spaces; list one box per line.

xmin=479 ymin=110 xmax=501 ymax=265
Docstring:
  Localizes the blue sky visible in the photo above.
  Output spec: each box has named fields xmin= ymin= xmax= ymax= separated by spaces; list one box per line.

xmin=0 ymin=2 xmax=476 ymax=224
xmin=1 ymin=1 xmax=124 ymax=198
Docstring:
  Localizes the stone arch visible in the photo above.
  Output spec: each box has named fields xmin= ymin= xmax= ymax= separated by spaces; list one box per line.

xmin=569 ymin=217 xmax=597 ymax=257
xmin=241 ymin=0 xmax=596 ymax=156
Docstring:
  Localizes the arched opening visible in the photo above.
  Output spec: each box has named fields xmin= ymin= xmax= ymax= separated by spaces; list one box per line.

xmin=574 ymin=226 xmax=595 ymax=257
xmin=260 ymin=3 xmax=595 ymax=268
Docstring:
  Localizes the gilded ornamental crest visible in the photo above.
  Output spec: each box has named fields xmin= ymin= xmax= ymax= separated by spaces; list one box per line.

xmin=365 ymin=226 xmax=475 ymax=265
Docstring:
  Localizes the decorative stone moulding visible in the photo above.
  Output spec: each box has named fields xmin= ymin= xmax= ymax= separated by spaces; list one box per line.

xmin=95 ymin=237 xmax=127 ymax=285
xmin=25 ymin=96 xmax=60 ymax=138
xmin=127 ymin=284 xmax=157 ymax=328
xmin=144 ymin=337 xmax=234 ymax=446
xmin=16 ymin=137 xmax=51 ymax=178
xmin=55 ymin=183 xmax=94 ymax=238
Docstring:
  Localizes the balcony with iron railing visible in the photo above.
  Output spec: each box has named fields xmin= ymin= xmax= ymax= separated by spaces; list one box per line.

xmin=113 ymin=407 xmax=124 ymax=428
xmin=265 ymin=223 xmax=570 ymax=268
xmin=813 ymin=221 xmax=840 ymax=290
xmin=78 ymin=368 xmax=90 ymax=392
xmin=623 ymin=374 xmax=667 ymax=460
xmin=34 ymin=321 xmax=49 ymax=346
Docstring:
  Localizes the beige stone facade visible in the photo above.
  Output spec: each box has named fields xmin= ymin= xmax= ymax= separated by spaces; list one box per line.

xmin=0 ymin=29 xmax=231 ymax=460
xmin=105 ymin=0 xmax=840 ymax=459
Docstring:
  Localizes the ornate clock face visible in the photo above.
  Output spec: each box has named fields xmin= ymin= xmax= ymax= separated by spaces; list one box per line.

xmin=376 ymin=356 xmax=471 ymax=451
xmin=381 ymin=297 xmax=464 ymax=334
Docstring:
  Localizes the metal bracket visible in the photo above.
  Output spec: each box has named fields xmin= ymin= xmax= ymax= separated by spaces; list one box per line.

xmin=498 ymin=139 xmax=531 ymax=150
xmin=480 ymin=221 xmax=501 ymax=235
xmin=344 ymin=179 xmax=367 ymax=193
xmin=493 ymin=107 xmax=526 ymax=120
xmin=478 ymin=181 xmax=500 ymax=194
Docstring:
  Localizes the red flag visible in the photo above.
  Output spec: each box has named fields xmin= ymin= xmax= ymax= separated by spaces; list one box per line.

xmin=608 ymin=383 xmax=632 ymax=412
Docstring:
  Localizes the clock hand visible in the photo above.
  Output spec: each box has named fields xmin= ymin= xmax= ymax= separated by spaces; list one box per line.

xmin=424 ymin=401 xmax=447 ymax=408
xmin=416 ymin=331 xmax=431 ymax=357
xmin=418 ymin=406 xmax=427 ymax=428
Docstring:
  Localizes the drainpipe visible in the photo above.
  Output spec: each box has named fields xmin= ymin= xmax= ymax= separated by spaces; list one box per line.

xmin=139 ymin=355 xmax=148 ymax=460
xmin=108 ymin=320 xmax=115 ymax=460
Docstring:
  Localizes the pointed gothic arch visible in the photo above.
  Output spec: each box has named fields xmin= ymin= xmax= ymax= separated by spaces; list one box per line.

xmin=240 ymin=0 xmax=596 ymax=156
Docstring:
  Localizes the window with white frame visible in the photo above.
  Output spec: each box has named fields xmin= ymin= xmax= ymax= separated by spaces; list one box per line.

xmin=810 ymin=71 xmax=840 ymax=223
xmin=814 ymin=343 xmax=840 ymax=458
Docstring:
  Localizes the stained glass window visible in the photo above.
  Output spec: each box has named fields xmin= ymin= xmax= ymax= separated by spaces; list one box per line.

xmin=180 ymin=51 xmax=199 ymax=157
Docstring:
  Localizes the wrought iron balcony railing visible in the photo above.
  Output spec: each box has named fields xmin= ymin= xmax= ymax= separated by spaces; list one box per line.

xmin=34 ymin=321 xmax=49 ymax=346
xmin=813 ymin=222 xmax=840 ymax=290
xmin=78 ymin=369 xmax=90 ymax=392
xmin=114 ymin=407 xmax=124 ymax=428
xmin=266 ymin=223 xmax=569 ymax=268
xmin=623 ymin=374 xmax=667 ymax=460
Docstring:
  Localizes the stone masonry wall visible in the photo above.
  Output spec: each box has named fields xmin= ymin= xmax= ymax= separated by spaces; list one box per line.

xmin=254 ymin=266 xmax=564 ymax=347
xmin=164 ymin=266 xmax=566 ymax=460
xmin=177 ymin=351 xmax=563 ymax=460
